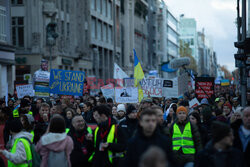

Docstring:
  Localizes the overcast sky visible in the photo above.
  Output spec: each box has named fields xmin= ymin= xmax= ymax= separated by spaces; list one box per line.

xmin=164 ymin=0 xmax=237 ymax=72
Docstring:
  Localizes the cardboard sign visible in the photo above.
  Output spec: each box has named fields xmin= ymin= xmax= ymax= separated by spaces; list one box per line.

xmin=49 ymin=69 xmax=85 ymax=96
xmin=163 ymin=77 xmax=179 ymax=98
xmin=101 ymin=83 xmax=115 ymax=99
xmin=115 ymin=87 xmax=138 ymax=103
xmin=195 ymin=77 xmax=214 ymax=101
xmin=34 ymin=70 xmax=50 ymax=97
xmin=16 ymin=84 xmax=35 ymax=98
xmin=141 ymin=78 xmax=163 ymax=97
xmin=189 ymin=98 xmax=200 ymax=108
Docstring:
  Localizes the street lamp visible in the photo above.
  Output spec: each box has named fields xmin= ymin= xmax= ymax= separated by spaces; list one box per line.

xmin=46 ymin=22 xmax=59 ymax=70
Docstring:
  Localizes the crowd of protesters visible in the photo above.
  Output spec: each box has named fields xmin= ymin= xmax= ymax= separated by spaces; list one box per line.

xmin=0 ymin=88 xmax=249 ymax=167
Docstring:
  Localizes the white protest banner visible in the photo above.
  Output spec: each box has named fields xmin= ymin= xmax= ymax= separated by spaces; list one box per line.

xmin=114 ymin=63 xmax=128 ymax=79
xmin=189 ymin=98 xmax=200 ymax=108
xmin=141 ymin=78 xmax=163 ymax=97
xmin=16 ymin=84 xmax=35 ymax=98
xmin=115 ymin=87 xmax=138 ymax=103
xmin=163 ymin=77 xmax=179 ymax=98
xmin=101 ymin=83 xmax=114 ymax=99
xmin=124 ymin=78 xmax=134 ymax=87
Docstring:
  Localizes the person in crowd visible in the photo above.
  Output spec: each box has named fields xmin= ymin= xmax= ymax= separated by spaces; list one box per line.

xmin=169 ymin=106 xmax=202 ymax=167
xmin=31 ymin=98 xmax=44 ymax=117
xmin=215 ymin=107 xmax=227 ymax=123
xmin=232 ymin=97 xmax=241 ymax=113
xmin=0 ymin=119 xmax=33 ymax=166
xmin=36 ymin=114 xmax=73 ymax=167
xmin=88 ymin=96 xmax=97 ymax=107
xmin=195 ymin=121 xmax=244 ymax=167
xmin=79 ymin=103 xmax=85 ymax=114
xmin=99 ymin=97 xmax=106 ymax=105
xmin=139 ymin=146 xmax=169 ymax=167
xmin=163 ymin=103 xmax=177 ymax=126
xmin=112 ymin=105 xmax=118 ymax=121
xmin=125 ymin=108 xmax=173 ymax=167
xmin=232 ymin=106 xmax=250 ymax=167
xmin=82 ymin=102 xmax=96 ymax=123
xmin=200 ymin=106 xmax=215 ymax=139
xmin=65 ymin=108 xmax=75 ymax=129
xmin=35 ymin=103 xmax=50 ymax=122
xmin=7 ymin=98 xmax=15 ymax=112
xmin=189 ymin=112 xmax=209 ymax=147
xmin=153 ymin=105 xmax=168 ymax=136
xmin=12 ymin=99 xmax=33 ymax=119
xmin=107 ymin=98 xmax=114 ymax=107
xmin=119 ymin=104 xmax=138 ymax=141
xmin=163 ymin=98 xmax=172 ymax=113
xmin=230 ymin=107 xmax=243 ymax=124
xmin=20 ymin=114 xmax=35 ymax=142
xmin=200 ymin=98 xmax=210 ymax=110
xmin=116 ymin=104 xmax=126 ymax=123
xmin=91 ymin=105 xmax=126 ymax=167
xmin=223 ymin=102 xmax=233 ymax=121
xmin=179 ymin=100 xmax=190 ymax=113
xmin=68 ymin=115 xmax=93 ymax=167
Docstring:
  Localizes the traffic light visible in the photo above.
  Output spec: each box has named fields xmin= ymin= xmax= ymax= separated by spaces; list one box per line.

xmin=46 ymin=22 xmax=59 ymax=41
xmin=234 ymin=37 xmax=250 ymax=54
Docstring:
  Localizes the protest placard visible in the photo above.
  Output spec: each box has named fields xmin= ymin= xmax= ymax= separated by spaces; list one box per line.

xmin=16 ymin=84 xmax=35 ymax=98
xmin=34 ymin=70 xmax=50 ymax=97
xmin=115 ymin=87 xmax=138 ymax=103
xmin=49 ymin=69 xmax=85 ymax=96
xmin=195 ymin=77 xmax=215 ymax=101
xmin=141 ymin=78 xmax=163 ymax=97
xmin=163 ymin=77 xmax=179 ymax=98
xmin=101 ymin=83 xmax=114 ymax=99
xmin=189 ymin=98 xmax=200 ymax=108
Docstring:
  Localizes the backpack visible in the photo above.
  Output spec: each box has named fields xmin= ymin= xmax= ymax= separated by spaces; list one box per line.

xmin=47 ymin=151 xmax=68 ymax=167
xmin=20 ymin=137 xmax=41 ymax=167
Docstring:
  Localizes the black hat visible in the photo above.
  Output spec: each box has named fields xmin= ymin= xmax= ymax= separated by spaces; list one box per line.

xmin=126 ymin=104 xmax=137 ymax=115
xmin=179 ymin=100 xmax=189 ymax=107
xmin=9 ymin=119 xmax=23 ymax=133
xmin=20 ymin=99 xmax=31 ymax=108
xmin=212 ymin=121 xmax=231 ymax=143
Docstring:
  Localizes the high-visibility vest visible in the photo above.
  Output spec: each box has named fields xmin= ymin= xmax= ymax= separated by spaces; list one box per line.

xmin=172 ymin=122 xmax=195 ymax=154
xmin=13 ymin=109 xmax=33 ymax=118
xmin=88 ymin=124 xmax=122 ymax=163
xmin=8 ymin=138 xmax=32 ymax=167
xmin=30 ymin=130 xmax=34 ymax=143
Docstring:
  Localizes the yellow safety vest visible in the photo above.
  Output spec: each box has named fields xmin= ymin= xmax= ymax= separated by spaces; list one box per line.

xmin=89 ymin=124 xmax=123 ymax=163
xmin=13 ymin=109 xmax=33 ymax=118
xmin=172 ymin=122 xmax=195 ymax=154
xmin=30 ymin=130 xmax=34 ymax=143
xmin=8 ymin=138 xmax=32 ymax=167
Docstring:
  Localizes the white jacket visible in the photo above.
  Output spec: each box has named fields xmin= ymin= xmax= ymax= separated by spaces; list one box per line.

xmin=2 ymin=131 xmax=33 ymax=164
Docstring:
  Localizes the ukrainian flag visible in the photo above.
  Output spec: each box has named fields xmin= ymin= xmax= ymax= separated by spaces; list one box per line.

xmin=133 ymin=49 xmax=144 ymax=102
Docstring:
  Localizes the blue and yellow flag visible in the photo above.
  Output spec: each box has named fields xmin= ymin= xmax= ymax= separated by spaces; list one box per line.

xmin=133 ymin=49 xmax=144 ymax=102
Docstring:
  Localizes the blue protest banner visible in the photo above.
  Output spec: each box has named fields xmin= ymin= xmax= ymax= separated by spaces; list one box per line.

xmin=49 ymin=69 xmax=85 ymax=96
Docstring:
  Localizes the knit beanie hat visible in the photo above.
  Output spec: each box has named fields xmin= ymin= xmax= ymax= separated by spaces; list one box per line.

xmin=223 ymin=102 xmax=232 ymax=110
xmin=212 ymin=121 xmax=231 ymax=143
xmin=9 ymin=119 xmax=23 ymax=133
xmin=126 ymin=104 xmax=137 ymax=115
xmin=117 ymin=104 xmax=126 ymax=113
xmin=176 ymin=106 xmax=188 ymax=114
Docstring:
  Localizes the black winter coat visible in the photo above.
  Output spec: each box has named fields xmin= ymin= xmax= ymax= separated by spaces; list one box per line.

xmin=68 ymin=126 xmax=93 ymax=167
xmin=195 ymin=141 xmax=245 ymax=167
xmin=92 ymin=118 xmax=126 ymax=167
xmin=124 ymin=127 xmax=174 ymax=167
xmin=231 ymin=119 xmax=250 ymax=167
xmin=119 ymin=116 xmax=138 ymax=142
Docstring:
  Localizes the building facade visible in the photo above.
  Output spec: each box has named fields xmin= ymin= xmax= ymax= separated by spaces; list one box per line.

xmin=179 ymin=16 xmax=198 ymax=63
xmin=0 ymin=0 xmax=15 ymax=98
xmin=11 ymin=0 xmax=93 ymax=82
xmin=157 ymin=0 xmax=179 ymax=78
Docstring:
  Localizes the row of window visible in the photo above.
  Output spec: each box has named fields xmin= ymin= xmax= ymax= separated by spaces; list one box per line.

xmin=91 ymin=17 xmax=113 ymax=44
xmin=91 ymin=0 xmax=112 ymax=20
xmin=0 ymin=6 xmax=7 ymax=42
